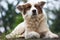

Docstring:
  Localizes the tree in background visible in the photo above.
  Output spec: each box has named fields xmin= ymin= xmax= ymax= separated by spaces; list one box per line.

xmin=0 ymin=0 xmax=24 ymax=33
xmin=50 ymin=9 xmax=60 ymax=33
xmin=45 ymin=0 xmax=60 ymax=33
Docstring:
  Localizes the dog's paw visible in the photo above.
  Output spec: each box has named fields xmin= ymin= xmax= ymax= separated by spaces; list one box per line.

xmin=49 ymin=33 xmax=58 ymax=38
xmin=45 ymin=32 xmax=59 ymax=38
xmin=6 ymin=34 xmax=12 ymax=39
xmin=25 ymin=31 xmax=40 ymax=39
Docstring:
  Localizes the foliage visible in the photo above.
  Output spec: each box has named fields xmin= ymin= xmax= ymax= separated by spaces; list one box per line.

xmin=50 ymin=9 xmax=60 ymax=33
xmin=0 ymin=0 xmax=24 ymax=33
xmin=13 ymin=14 xmax=24 ymax=29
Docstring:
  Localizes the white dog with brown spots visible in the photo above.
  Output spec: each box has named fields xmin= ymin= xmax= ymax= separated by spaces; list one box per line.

xmin=6 ymin=0 xmax=59 ymax=39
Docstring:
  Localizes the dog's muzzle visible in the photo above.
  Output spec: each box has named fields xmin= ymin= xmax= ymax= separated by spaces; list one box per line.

xmin=32 ymin=9 xmax=36 ymax=15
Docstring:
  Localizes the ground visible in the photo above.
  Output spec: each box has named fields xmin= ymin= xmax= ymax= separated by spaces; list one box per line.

xmin=0 ymin=33 xmax=60 ymax=40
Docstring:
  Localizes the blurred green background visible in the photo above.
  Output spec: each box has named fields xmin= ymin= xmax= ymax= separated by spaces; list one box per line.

xmin=0 ymin=0 xmax=60 ymax=40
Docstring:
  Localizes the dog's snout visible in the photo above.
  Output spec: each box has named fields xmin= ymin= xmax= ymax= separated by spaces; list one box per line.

xmin=32 ymin=9 xmax=36 ymax=15
xmin=32 ymin=10 xmax=36 ymax=13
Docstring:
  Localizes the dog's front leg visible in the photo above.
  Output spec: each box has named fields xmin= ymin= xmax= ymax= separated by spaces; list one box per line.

xmin=6 ymin=22 xmax=25 ymax=39
xmin=44 ymin=31 xmax=59 ymax=38
xmin=25 ymin=31 xmax=40 ymax=39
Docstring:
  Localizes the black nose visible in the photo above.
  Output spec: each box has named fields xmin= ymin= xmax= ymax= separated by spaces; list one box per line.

xmin=32 ymin=10 xmax=36 ymax=13
xmin=32 ymin=10 xmax=36 ymax=15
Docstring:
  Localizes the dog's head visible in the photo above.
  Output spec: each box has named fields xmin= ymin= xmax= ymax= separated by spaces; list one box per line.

xmin=17 ymin=1 xmax=45 ymax=19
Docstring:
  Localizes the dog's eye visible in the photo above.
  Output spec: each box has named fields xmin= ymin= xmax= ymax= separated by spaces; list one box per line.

xmin=24 ymin=3 xmax=31 ymax=10
xmin=35 ymin=4 xmax=42 ymax=14
xmin=26 ymin=5 xmax=31 ymax=9
xmin=35 ymin=5 xmax=40 ymax=9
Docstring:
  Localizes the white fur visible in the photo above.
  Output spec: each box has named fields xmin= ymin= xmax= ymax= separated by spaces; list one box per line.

xmin=25 ymin=31 xmax=40 ymax=39
xmin=44 ymin=31 xmax=58 ymax=38
xmin=6 ymin=22 xmax=25 ymax=38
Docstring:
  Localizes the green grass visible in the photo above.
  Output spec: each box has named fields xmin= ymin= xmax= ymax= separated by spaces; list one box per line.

xmin=0 ymin=34 xmax=6 ymax=40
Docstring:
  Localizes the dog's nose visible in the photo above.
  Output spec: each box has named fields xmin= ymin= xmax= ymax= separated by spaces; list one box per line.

xmin=32 ymin=9 xmax=36 ymax=15
xmin=32 ymin=10 xmax=36 ymax=13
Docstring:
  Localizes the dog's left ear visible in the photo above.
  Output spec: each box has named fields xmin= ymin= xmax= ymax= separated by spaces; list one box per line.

xmin=17 ymin=5 xmax=24 ymax=11
xmin=39 ymin=1 xmax=46 ymax=8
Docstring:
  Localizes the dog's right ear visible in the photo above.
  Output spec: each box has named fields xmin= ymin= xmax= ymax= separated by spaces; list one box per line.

xmin=38 ymin=1 xmax=46 ymax=8
xmin=17 ymin=5 xmax=24 ymax=11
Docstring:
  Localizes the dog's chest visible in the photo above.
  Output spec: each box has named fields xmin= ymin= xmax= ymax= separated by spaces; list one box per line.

xmin=25 ymin=14 xmax=44 ymax=31
xmin=26 ymin=19 xmax=40 ymax=31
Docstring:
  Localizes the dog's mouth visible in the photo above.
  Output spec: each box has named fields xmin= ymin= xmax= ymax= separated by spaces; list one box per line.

xmin=32 ymin=11 xmax=37 ymax=15
xmin=31 ymin=14 xmax=37 ymax=18
xmin=32 ymin=12 xmax=37 ymax=17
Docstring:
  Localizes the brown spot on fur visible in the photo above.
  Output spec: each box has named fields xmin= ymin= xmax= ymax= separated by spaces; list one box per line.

xmin=34 ymin=4 xmax=42 ymax=14
xmin=17 ymin=3 xmax=31 ymax=15
xmin=23 ymin=3 xmax=31 ymax=15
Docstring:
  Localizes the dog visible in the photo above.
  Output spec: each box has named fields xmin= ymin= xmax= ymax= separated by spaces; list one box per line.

xmin=6 ymin=0 xmax=58 ymax=39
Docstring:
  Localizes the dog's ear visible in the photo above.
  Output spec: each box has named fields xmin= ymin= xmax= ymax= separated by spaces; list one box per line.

xmin=39 ymin=1 xmax=46 ymax=8
xmin=17 ymin=5 xmax=24 ymax=11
